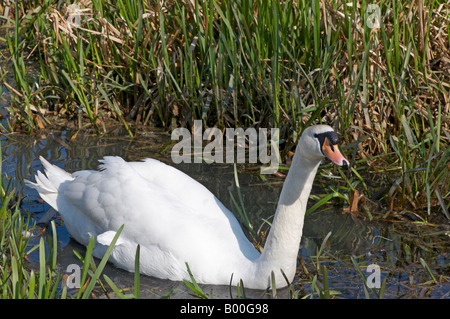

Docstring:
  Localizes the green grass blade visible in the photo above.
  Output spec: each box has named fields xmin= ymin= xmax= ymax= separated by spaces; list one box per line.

xmin=420 ymin=258 xmax=438 ymax=284
xmin=82 ymin=225 xmax=124 ymax=299
xmin=76 ymin=236 xmax=95 ymax=299
xmin=103 ymin=274 xmax=126 ymax=299
xmin=134 ymin=244 xmax=140 ymax=299
xmin=183 ymin=262 xmax=209 ymax=299
xmin=27 ymin=270 xmax=36 ymax=299
xmin=38 ymin=237 xmax=46 ymax=299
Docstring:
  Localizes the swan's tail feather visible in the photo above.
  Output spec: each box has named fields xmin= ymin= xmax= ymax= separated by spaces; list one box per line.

xmin=39 ymin=156 xmax=72 ymax=185
xmin=25 ymin=156 xmax=73 ymax=210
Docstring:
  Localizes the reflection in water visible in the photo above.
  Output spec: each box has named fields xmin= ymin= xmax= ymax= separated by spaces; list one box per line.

xmin=2 ymin=128 xmax=449 ymax=298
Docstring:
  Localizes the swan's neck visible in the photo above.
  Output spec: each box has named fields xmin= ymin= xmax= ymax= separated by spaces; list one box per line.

xmin=253 ymin=150 xmax=321 ymax=286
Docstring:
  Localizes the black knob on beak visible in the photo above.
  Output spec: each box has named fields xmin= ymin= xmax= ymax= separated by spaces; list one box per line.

xmin=341 ymin=160 xmax=349 ymax=169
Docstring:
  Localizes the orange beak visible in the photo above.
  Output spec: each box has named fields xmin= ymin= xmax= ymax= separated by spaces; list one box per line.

xmin=322 ymin=137 xmax=349 ymax=167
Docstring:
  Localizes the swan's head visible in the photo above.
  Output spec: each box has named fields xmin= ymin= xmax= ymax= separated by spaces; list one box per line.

xmin=299 ymin=125 xmax=349 ymax=167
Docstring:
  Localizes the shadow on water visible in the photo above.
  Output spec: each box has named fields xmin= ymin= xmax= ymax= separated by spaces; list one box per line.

xmin=2 ymin=126 xmax=449 ymax=299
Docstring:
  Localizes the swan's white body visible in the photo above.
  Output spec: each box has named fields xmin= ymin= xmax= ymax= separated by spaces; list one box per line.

xmin=26 ymin=125 xmax=348 ymax=289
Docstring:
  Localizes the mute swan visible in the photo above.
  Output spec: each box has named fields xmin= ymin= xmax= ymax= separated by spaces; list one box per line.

xmin=26 ymin=125 xmax=348 ymax=289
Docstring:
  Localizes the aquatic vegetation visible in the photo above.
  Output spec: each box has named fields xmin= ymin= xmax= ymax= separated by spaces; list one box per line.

xmin=0 ymin=0 xmax=448 ymax=299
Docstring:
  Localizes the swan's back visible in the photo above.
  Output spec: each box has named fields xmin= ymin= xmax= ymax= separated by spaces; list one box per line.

xmin=27 ymin=156 xmax=260 ymax=284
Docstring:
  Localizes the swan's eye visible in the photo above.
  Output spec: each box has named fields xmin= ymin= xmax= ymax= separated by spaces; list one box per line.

xmin=315 ymin=131 xmax=348 ymax=166
xmin=315 ymin=131 xmax=339 ymax=155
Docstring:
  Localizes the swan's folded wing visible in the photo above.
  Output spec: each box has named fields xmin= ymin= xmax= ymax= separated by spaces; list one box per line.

xmin=57 ymin=156 xmax=239 ymax=246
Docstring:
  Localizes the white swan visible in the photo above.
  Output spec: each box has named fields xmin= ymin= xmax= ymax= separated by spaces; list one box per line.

xmin=26 ymin=125 xmax=348 ymax=289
